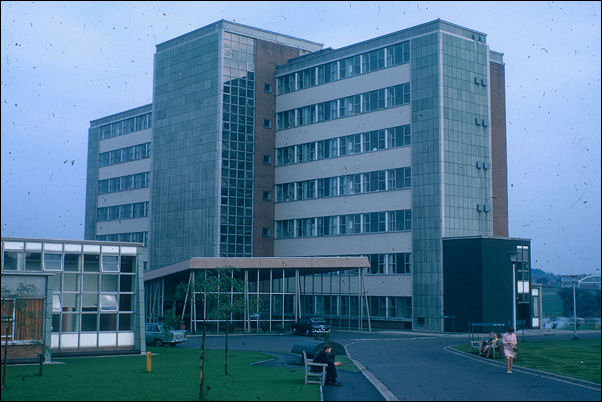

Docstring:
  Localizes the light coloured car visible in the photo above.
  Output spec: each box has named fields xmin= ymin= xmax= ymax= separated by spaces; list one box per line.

xmin=145 ymin=322 xmax=187 ymax=347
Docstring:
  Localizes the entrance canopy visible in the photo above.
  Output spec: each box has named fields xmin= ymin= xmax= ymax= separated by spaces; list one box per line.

xmin=144 ymin=256 xmax=371 ymax=282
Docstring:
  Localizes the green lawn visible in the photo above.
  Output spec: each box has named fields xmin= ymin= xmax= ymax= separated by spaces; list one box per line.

xmin=0 ymin=348 xmax=320 ymax=401
xmin=452 ymin=338 xmax=601 ymax=384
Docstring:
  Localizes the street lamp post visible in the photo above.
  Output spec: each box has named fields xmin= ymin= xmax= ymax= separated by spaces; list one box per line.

xmin=510 ymin=254 xmax=517 ymax=331
xmin=510 ymin=253 xmax=517 ymax=331
xmin=572 ymin=276 xmax=577 ymax=339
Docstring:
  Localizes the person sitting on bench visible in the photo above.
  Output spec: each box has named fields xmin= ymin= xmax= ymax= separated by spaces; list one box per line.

xmin=312 ymin=344 xmax=342 ymax=386
xmin=481 ymin=332 xmax=499 ymax=358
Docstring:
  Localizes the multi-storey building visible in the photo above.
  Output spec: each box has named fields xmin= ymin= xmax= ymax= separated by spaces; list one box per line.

xmin=85 ymin=19 xmax=532 ymax=332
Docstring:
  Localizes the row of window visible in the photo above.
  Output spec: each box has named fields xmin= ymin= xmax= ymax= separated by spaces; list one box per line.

xmin=99 ymin=112 xmax=152 ymax=140
xmin=368 ymin=295 xmax=412 ymax=319
xmin=97 ymin=201 xmax=149 ymax=222
xmin=367 ymin=253 xmax=411 ymax=274
xmin=52 ymin=311 xmax=135 ymax=332
xmin=277 ymin=124 xmax=411 ymax=166
xmin=275 ymin=209 xmax=411 ymax=239
xmin=302 ymin=295 xmax=412 ymax=319
xmin=99 ymin=143 xmax=151 ymax=167
xmin=2 ymin=252 xmax=136 ymax=273
xmin=96 ymin=232 xmax=148 ymax=247
xmin=55 ymin=273 xmax=135 ymax=294
xmin=277 ymin=41 xmax=410 ymax=95
xmin=276 ymin=83 xmax=410 ymax=130
xmin=98 ymin=172 xmax=150 ymax=194
xmin=275 ymin=167 xmax=411 ymax=203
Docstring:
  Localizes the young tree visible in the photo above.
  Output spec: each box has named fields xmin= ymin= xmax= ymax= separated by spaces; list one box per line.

xmin=174 ymin=267 xmax=248 ymax=400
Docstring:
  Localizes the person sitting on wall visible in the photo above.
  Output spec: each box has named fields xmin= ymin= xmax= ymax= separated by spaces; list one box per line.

xmin=312 ymin=343 xmax=342 ymax=386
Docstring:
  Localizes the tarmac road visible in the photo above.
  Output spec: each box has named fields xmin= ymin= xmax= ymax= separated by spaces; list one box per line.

xmin=179 ymin=329 xmax=601 ymax=401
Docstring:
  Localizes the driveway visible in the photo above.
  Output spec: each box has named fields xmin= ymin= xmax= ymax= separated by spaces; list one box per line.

xmin=180 ymin=329 xmax=601 ymax=401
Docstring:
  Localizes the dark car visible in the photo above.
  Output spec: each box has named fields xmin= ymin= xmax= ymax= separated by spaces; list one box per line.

xmin=291 ymin=317 xmax=330 ymax=336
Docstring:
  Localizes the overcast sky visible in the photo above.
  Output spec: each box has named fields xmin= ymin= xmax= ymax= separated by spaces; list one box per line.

xmin=1 ymin=1 xmax=600 ymax=276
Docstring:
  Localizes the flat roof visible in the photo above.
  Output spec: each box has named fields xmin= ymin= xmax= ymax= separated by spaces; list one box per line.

xmin=144 ymin=256 xmax=370 ymax=281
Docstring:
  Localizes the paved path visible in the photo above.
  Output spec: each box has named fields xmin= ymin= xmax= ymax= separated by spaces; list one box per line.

xmin=181 ymin=329 xmax=601 ymax=401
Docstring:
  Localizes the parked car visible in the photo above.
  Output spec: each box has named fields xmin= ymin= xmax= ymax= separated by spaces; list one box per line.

xmin=291 ymin=317 xmax=330 ymax=336
xmin=145 ymin=322 xmax=187 ymax=347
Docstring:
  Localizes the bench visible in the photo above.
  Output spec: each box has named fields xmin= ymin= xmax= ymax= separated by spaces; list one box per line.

xmin=470 ymin=339 xmax=502 ymax=359
xmin=302 ymin=350 xmax=327 ymax=386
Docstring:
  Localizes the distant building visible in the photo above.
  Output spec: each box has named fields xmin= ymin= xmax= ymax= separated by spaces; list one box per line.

xmin=85 ymin=19 xmax=534 ymax=332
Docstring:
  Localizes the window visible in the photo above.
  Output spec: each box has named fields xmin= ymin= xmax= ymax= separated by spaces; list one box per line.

xmin=276 ymin=146 xmax=294 ymax=166
xmin=263 ymin=119 xmax=271 ymax=128
xmin=387 ymin=167 xmax=411 ymax=190
xmin=363 ymin=212 xmax=386 ymax=233
xmin=100 ymin=294 xmax=118 ymax=311
xmin=317 ymin=177 xmax=337 ymax=198
xmin=318 ymin=101 xmax=337 ymax=122
xmin=388 ymin=210 xmax=412 ymax=231
xmin=339 ymin=95 xmax=360 ymax=117
xmin=339 ymin=134 xmax=361 ymax=156
xmin=389 ymin=296 xmax=411 ymax=318
xmin=3 ymin=251 xmax=24 ymax=270
xmin=390 ymin=253 xmax=411 ymax=274
xmin=264 ymin=83 xmax=272 ymax=93
xmin=386 ymin=41 xmax=410 ymax=66
xmin=262 ymin=228 xmax=271 ymax=238
xmin=276 ymin=182 xmax=294 ymax=202
xmin=43 ymin=253 xmax=62 ymax=271
xmin=363 ymin=171 xmax=386 ymax=193
xmin=340 ymin=55 xmax=361 ymax=78
xmin=363 ymin=48 xmax=385 ymax=73
xmin=339 ymin=214 xmax=361 ymax=234
xmin=363 ymin=129 xmax=386 ymax=152
xmin=262 ymin=191 xmax=271 ymax=201
xmin=84 ymin=254 xmax=99 ymax=272
xmin=387 ymin=125 xmax=411 ymax=148
xmin=296 ymin=218 xmax=315 ymax=237
xmin=102 ymin=255 xmax=119 ymax=272
xmin=276 ymin=220 xmax=294 ymax=239
xmin=276 ymin=110 xmax=290 ymax=130
xmin=263 ymin=154 xmax=272 ymax=165
xmin=296 ymin=143 xmax=315 ymax=163
xmin=369 ymin=296 xmax=386 ymax=317
xmin=25 ymin=252 xmax=42 ymax=271
xmin=318 ymin=138 xmax=338 ymax=159
xmin=339 ymin=174 xmax=361 ymax=195
xmin=389 ymin=83 xmax=411 ymax=106
xmin=296 ymin=180 xmax=315 ymax=200
xmin=368 ymin=254 xmax=385 ymax=274
xmin=317 ymin=216 xmax=337 ymax=236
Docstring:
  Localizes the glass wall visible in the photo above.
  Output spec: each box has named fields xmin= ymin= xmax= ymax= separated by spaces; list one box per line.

xmin=1 ymin=239 xmax=141 ymax=351
xmin=220 ymin=32 xmax=256 ymax=257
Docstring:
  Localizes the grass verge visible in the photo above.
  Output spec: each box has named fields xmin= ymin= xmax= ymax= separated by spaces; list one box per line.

xmin=452 ymin=338 xmax=600 ymax=384
xmin=0 ymin=348 xmax=320 ymax=401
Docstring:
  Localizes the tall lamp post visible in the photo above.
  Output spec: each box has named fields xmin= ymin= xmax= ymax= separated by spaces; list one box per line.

xmin=572 ymin=275 xmax=578 ymax=340
xmin=510 ymin=254 xmax=517 ymax=331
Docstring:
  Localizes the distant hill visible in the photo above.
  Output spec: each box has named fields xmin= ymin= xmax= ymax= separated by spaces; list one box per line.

xmin=531 ymin=268 xmax=562 ymax=287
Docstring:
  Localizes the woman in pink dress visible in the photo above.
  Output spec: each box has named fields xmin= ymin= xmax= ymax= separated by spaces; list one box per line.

xmin=502 ymin=327 xmax=518 ymax=374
